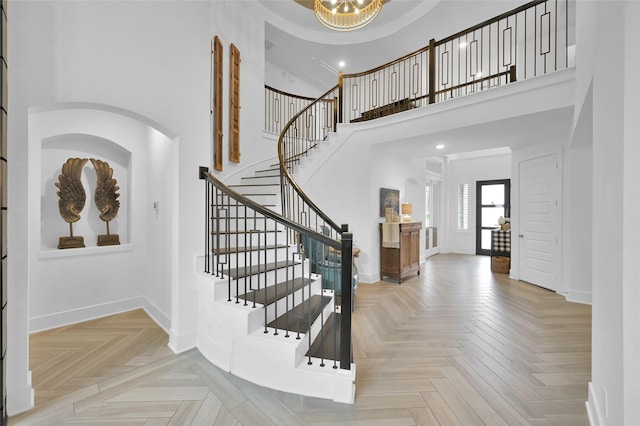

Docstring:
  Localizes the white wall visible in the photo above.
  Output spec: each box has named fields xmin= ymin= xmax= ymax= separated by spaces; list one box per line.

xmin=584 ymin=2 xmax=640 ymax=425
xmin=8 ymin=0 xmax=268 ymax=415
xmin=444 ymin=152 xmax=511 ymax=255
xmin=565 ymin=143 xmax=592 ymax=304
xmin=621 ymin=3 xmax=640 ymax=421
xmin=299 ymin=130 xmax=427 ymax=284
xmin=265 ymin=61 xmax=324 ymax=99
xmin=573 ymin=0 xmax=597 ymax=133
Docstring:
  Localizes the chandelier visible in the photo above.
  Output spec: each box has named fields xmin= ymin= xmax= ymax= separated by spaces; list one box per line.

xmin=313 ymin=0 xmax=384 ymax=31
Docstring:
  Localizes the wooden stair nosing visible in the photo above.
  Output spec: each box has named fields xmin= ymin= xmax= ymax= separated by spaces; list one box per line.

xmin=235 ymin=277 xmax=313 ymax=306
xmin=266 ymin=294 xmax=332 ymax=335
xmin=222 ymin=259 xmax=300 ymax=280
xmin=305 ymin=312 xmax=343 ymax=362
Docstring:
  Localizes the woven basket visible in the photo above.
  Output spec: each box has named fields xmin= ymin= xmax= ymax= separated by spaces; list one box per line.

xmin=491 ymin=256 xmax=510 ymax=274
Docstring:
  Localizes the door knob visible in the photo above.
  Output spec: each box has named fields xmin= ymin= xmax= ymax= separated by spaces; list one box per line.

xmin=518 ymin=234 xmax=524 ymax=238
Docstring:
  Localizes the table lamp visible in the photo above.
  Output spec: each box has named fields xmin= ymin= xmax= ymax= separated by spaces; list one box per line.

xmin=401 ymin=203 xmax=412 ymax=222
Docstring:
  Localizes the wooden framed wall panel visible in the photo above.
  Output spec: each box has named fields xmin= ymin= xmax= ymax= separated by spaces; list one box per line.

xmin=229 ymin=43 xmax=240 ymax=163
xmin=213 ymin=36 xmax=223 ymax=171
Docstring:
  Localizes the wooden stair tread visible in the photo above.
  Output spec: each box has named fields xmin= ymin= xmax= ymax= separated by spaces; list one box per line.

xmin=223 ymin=259 xmax=299 ymax=280
xmin=237 ymin=277 xmax=313 ymax=306
xmin=306 ymin=312 xmax=343 ymax=362
xmin=267 ymin=294 xmax=332 ymax=334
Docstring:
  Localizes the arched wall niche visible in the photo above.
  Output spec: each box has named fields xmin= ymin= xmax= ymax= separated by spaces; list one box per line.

xmin=41 ymin=133 xmax=131 ymax=250
xmin=27 ymin=103 xmax=177 ymax=333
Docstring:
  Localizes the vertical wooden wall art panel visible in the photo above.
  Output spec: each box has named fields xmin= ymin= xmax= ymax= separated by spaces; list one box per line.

xmin=213 ymin=36 xmax=223 ymax=171
xmin=229 ymin=43 xmax=240 ymax=163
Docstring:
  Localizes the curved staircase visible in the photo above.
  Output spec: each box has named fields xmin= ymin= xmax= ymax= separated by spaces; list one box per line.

xmin=196 ymin=165 xmax=355 ymax=403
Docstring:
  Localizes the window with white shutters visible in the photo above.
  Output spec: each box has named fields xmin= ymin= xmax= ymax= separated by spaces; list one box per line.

xmin=457 ymin=183 xmax=469 ymax=230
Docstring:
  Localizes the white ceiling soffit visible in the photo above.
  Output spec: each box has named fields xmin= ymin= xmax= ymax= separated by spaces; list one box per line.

xmin=256 ymin=0 xmax=440 ymax=45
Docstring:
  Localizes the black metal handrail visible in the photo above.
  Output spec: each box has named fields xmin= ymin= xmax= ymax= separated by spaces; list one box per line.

xmin=199 ymin=166 xmax=353 ymax=370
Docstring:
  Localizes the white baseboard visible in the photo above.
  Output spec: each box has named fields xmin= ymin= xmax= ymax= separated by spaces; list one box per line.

xmin=448 ymin=247 xmax=476 ymax=255
xmin=29 ymin=296 xmax=170 ymax=334
xmin=29 ymin=297 xmax=145 ymax=333
xmin=168 ymin=328 xmax=197 ymax=354
xmin=7 ymin=371 xmax=34 ymax=416
xmin=587 ymin=382 xmax=602 ymax=426
xmin=358 ymin=271 xmax=379 ymax=284
xmin=142 ymin=298 xmax=171 ymax=333
xmin=566 ymin=290 xmax=592 ymax=305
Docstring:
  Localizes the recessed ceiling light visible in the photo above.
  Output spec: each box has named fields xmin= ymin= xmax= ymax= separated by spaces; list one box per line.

xmin=436 ymin=144 xmax=445 ymax=150
xmin=338 ymin=60 xmax=345 ymax=68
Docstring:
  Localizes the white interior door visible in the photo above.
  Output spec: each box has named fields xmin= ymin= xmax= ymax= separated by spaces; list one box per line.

xmin=519 ymin=154 xmax=560 ymax=291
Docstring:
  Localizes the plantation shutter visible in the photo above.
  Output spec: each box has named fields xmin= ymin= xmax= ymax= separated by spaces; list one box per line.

xmin=457 ymin=183 xmax=469 ymax=230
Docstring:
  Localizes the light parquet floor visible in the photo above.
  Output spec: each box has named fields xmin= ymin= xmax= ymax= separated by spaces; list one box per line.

xmin=10 ymin=254 xmax=591 ymax=425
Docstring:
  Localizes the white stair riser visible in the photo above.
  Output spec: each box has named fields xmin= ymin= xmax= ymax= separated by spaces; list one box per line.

xmin=212 ymin=230 xmax=291 ymax=248
xmin=244 ymin=194 xmax=279 ymax=207
xmin=240 ymin=175 xmax=281 ymax=185
xmin=254 ymin=169 xmax=279 ymax=177
xmin=230 ymin=184 xmax=279 ymax=195
xmin=211 ymin=208 xmax=281 ymax=223
xmin=218 ymin=246 xmax=299 ymax=268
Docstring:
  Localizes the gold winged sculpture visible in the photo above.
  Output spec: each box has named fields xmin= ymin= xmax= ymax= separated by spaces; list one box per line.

xmin=91 ymin=158 xmax=120 ymax=246
xmin=56 ymin=157 xmax=89 ymax=249
xmin=91 ymin=158 xmax=121 ymax=246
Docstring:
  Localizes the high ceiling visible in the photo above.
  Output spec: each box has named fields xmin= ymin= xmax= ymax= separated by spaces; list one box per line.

xmin=257 ymin=0 xmax=573 ymax=160
xmin=259 ymin=0 xmax=526 ymax=90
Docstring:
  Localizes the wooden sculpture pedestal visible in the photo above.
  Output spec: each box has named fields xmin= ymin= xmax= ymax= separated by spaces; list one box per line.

xmin=97 ymin=234 xmax=120 ymax=246
xmin=58 ymin=236 xmax=85 ymax=249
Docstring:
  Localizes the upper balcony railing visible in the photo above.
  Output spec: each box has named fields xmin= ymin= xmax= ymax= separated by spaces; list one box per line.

xmin=265 ymin=0 xmax=574 ymax=131
xmin=264 ymin=85 xmax=327 ymax=136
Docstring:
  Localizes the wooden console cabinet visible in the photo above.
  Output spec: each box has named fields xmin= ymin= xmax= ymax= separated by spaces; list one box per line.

xmin=379 ymin=221 xmax=422 ymax=283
